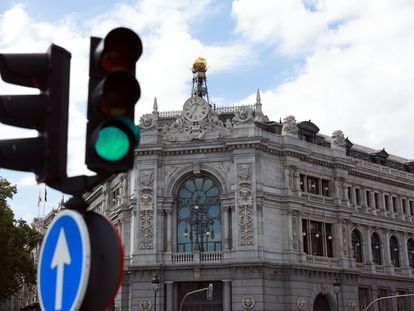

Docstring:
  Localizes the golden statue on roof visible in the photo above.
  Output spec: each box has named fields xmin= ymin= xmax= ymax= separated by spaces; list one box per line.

xmin=192 ymin=56 xmax=207 ymax=72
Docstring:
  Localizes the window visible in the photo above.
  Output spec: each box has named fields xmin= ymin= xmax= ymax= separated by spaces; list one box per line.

xmin=374 ymin=193 xmax=379 ymax=209
xmin=355 ymin=188 xmax=361 ymax=205
xmin=402 ymin=199 xmax=407 ymax=215
xmin=397 ymin=290 xmax=409 ymax=311
xmin=392 ymin=196 xmax=397 ymax=213
xmin=302 ymin=219 xmax=333 ymax=257
xmin=366 ymin=190 xmax=371 ymax=207
xmin=408 ymin=239 xmax=414 ymax=268
xmin=299 ymin=174 xmax=330 ymax=197
xmin=358 ymin=288 xmax=370 ymax=311
xmin=384 ymin=194 xmax=389 ymax=211
xmin=177 ymin=176 xmax=222 ymax=253
xmin=378 ymin=289 xmax=389 ymax=311
xmin=352 ymin=230 xmax=363 ymax=263
xmin=410 ymin=200 xmax=413 ymax=216
xmin=371 ymin=232 xmax=382 ymax=265
xmin=390 ymin=235 xmax=400 ymax=267
xmin=348 ymin=186 xmax=352 ymax=202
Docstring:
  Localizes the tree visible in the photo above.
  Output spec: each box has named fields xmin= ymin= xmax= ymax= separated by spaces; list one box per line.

xmin=0 ymin=177 xmax=41 ymax=301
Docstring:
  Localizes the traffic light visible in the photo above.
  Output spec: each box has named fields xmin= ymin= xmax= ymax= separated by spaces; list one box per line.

xmin=0 ymin=45 xmax=70 ymax=185
xmin=86 ymin=27 xmax=142 ymax=174
xmin=206 ymin=283 xmax=213 ymax=301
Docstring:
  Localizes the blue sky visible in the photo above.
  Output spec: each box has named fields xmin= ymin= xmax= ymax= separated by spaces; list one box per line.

xmin=1 ymin=0 xmax=414 ymax=222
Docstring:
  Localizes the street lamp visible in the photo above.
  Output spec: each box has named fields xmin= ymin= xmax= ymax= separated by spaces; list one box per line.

xmin=333 ymin=278 xmax=341 ymax=311
xmin=184 ymin=195 xmax=215 ymax=252
xmin=152 ymin=274 xmax=160 ymax=311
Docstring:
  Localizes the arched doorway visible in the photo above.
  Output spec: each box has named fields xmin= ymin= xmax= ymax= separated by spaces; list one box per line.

xmin=313 ymin=294 xmax=331 ymax=311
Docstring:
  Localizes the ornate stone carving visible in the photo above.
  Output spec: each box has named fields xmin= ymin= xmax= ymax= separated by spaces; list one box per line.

xmin=139 ymin=169 xmax=155 ymax=249
xmin=241 ymin=295 xmax=255 ymax=310
xmin=348 ymin=300 xmax=356 ymax=311
xmin=162 ymin=105 xmax=231 ymax=142
xmin=139 ymin=113 xmax=157 ymax=130
xmin=331 ymin=130 xmax=346 ymax=148
xmin=140 ymin=170 xmax=154 ymax=188
xmin=139 ymin=298 xmax=152 ymax=310
xmin=292 ymin=215 xmax=299 ymax=250
xmin=282 ymin=115 xmax=299 ymax=137
xmin=237 ymin=163 xmax=254 ymax=246
xmin=297 ymin=297 xmax=307 ymax=310
xmin=139 ymin=210 xmax=153 ymax=249
xmin=239 ymin=204 xmax=254 ymax=245
xmin=233 ymin=106 xmax=254 ymax=125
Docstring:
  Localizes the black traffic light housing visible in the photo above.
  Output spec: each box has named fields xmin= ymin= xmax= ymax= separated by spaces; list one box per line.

xmin=0 ymin=45 xmax=70 ymax=185
xmin=86 ymin=27 xmax=142 ymax=174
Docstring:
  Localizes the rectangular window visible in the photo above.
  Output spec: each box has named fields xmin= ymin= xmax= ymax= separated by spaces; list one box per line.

xmin=355 ymin=188 xmax=361 ymax=205
xmin=410 ymin=200 xmax=414 ymax=216
xmin=392 ymin=196 xmax=397 ymax=213
xmin=378 ymin=289 xmax=389 ymax=311
xmin=374 ymin=193 xmax=379 ymax=209
xmin=384 ymin=194 xmax=389 ymax=211
xmin=402 ymin=199 xmax=407 ymax=215
xmin=358 ymin=287 xmax=370 ymax=311
xmin=366 ymin=190 xmax=371 ymax=207
xmin=302 ymin=219 xmax=333 ymax=258
xmin=308 ymin=176 xmax=319 ymax=194
xmin=322 ymin=179 xmax=329 ymax=197
xmin=397 ymin=290 xmax=409 ymax=311
xmin=348 ymin=186 xmax=352 ymax=202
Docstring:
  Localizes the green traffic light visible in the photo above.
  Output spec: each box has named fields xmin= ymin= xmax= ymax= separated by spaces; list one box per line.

xmin=95 ymin=126 xmax=130 ymax=161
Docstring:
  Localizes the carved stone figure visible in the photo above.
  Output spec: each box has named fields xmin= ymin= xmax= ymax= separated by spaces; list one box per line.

xmin=233 ymin=106 xmax=253 ymax=124
xmin=139 ymin=114 xmax=156 ymax=130
xmin=297 ymin=297 xmax=306 ymax=310
xmin=282 ymin=115 xmax=299 ymax=136
xmin=331 ymin=130 xmax=346 ymax=148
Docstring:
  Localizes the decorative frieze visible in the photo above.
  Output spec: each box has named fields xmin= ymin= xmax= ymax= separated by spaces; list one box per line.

xmin=237 ymin=164 xmax=254 ymax=245
xmin=139 ymin=210 xmax=153 ymax=249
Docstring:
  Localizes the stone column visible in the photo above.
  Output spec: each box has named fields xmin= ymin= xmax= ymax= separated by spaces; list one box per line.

xmin=223 ymin=280 xmax=232 ymax=311
xmin=223 ymin=206 xmax=229 ymax=250
xmin=401 ymin=234 xmax=411 ymax=275
xmin=365 ymin=227 xmax=374 ymax=271
xmin=165 ymin=281 xmax=173 ymax=311
xmin=166 ymin=209 xmax=172 ymax=252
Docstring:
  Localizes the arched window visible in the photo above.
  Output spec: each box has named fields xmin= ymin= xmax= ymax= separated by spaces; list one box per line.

xmin=371 ymin=233 xmax=382 ymax=265
xmin=407 ymin=239 xmax=414 ymax=268
xmin=177 ymin=176 xmax=222 ymax=253
xmin=351 ymin=229 xmax=363 ymax=263
xmin=390 ymin=235 xmax=400 ymax=267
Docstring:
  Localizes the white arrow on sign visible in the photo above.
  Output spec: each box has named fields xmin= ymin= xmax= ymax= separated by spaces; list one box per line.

xmin=51 ymin=228 xmax=72 ymax=310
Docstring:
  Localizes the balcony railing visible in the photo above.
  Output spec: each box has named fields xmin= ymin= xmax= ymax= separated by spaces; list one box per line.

xmin=170 ymin=251 xmax=223 ymax=264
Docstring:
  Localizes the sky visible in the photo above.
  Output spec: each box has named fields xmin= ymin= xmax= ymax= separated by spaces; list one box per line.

xmin=1 ymin=0 xmax=413 ymax=222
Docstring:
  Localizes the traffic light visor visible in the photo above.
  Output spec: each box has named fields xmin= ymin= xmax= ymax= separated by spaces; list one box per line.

xmin=96 ymin=27 xmax=142 ymax=73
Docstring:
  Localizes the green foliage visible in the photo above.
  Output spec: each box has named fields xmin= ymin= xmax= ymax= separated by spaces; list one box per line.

xmin=0 ymin=177 xmax=42 ymax=301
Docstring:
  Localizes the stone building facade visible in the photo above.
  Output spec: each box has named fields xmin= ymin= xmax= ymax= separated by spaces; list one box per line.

xmin=85 ymin=59 xmax=414 ymax=311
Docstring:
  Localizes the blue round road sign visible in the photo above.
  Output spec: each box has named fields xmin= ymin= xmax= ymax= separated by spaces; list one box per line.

xmin=37 ymin=209 xmax=91 ymax=311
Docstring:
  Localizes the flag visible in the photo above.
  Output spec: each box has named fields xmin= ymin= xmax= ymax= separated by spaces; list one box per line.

xmin=37 ymin=191 xmax=42 ymax=207
xmin=44 ymin=187 xmax=47 ymax=202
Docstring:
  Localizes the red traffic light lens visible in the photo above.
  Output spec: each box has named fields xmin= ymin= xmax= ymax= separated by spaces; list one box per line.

xmin=97 ymin=71 xmax=140 ymax=116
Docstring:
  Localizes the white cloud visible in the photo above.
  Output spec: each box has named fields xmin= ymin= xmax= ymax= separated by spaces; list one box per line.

xmin=232 ymin=0 xmax=414 ymax=159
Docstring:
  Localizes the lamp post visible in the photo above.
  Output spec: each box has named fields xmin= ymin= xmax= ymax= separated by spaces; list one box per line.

xmin=152 ymin=274 xmax=160 ymax=311
xmin=184 ymin=195 xmax=215 ymax=252
xmin=333 ymin=278 xmax=341 ymax=311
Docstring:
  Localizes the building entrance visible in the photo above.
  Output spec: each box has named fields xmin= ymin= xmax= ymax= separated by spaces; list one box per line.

xmin=313 ymin=294 xmax=331 ymax=311
xmin=177 ymin=281 xmax=223 ymax=311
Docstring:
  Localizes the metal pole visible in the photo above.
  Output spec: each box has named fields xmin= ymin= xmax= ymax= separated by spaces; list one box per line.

xmin=154 ymin=289 xmax=157 ymax=311
xmin=363 ymin=293 xmax=414 ymax=311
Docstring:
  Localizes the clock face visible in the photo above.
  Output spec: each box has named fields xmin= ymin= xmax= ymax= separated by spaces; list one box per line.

xmin=183 ymin=96 xmax=209 ymax=122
